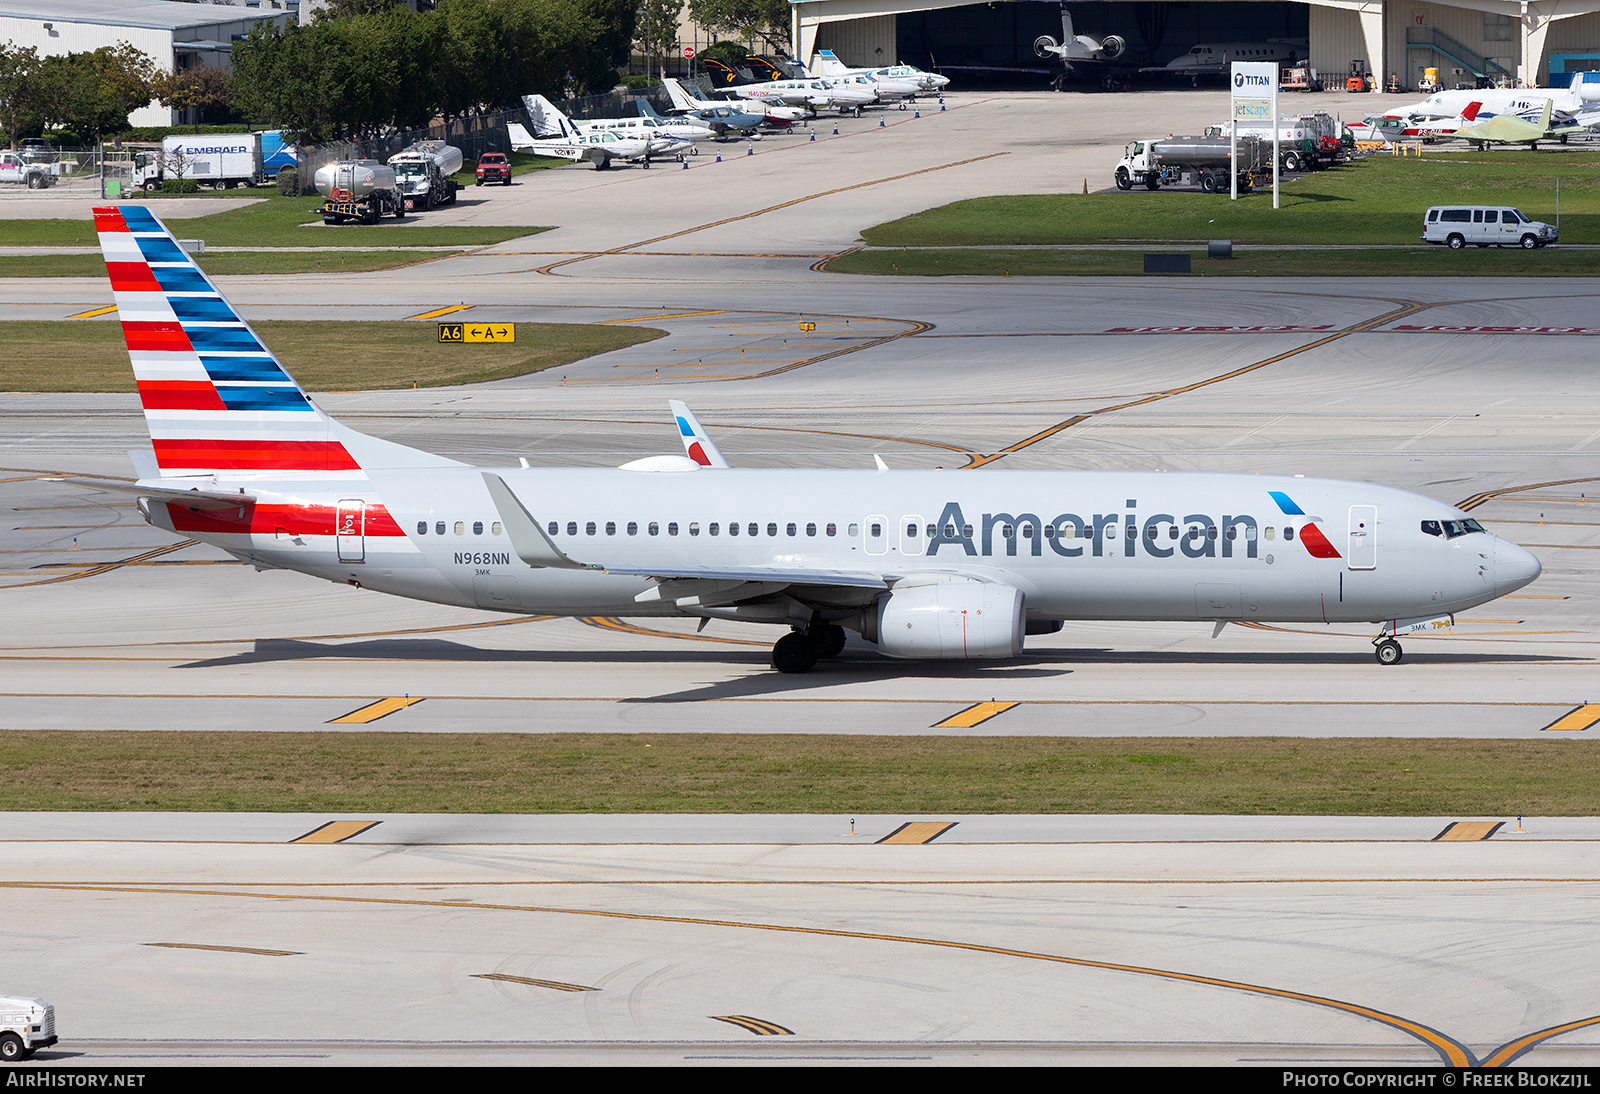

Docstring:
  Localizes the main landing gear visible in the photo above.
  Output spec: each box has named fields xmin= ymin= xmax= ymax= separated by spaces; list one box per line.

xmin=1373 ymin=638 xmax=1403 ymax=665
xmin=772 ymin=624 xmax=848 ymax=674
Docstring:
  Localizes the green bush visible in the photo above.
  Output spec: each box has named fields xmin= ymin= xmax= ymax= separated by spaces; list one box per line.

xmin=618 ymin=72 xmax=654 ymax=90
xmin=159 ymin=177 xmax=201 ymax=194
xmin=275 ymin=168 xmax=298 ymax=196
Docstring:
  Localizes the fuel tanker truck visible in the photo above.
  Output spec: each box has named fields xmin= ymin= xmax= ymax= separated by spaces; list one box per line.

xmin=315 ymin=160 xmax=404 ymax=224
xmin=387 ymin=140 xmax=462 ymax=212
xmin=1114 ymin=134 xmax=1267 ymax=194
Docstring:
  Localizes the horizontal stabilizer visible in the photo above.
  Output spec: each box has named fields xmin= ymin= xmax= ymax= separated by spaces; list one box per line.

xmin=54 ymin=477 xmax=256 ymax=511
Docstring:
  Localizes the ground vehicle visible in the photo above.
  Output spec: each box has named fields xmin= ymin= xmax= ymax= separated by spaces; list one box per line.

xmin=133 ymin=133 xmax=265 ymax=191
xmin=475 ymin=151 xmax=512 ymax=185
xmin=387 ymin=140 xmax=462 ymax=210
xmin=0 ymin=151 xmax=53 ymax=188
xmin=1115 ymin=135 xmax=1265 ymax=193
xmin=1210 ymin=113 xmax=1339 ymax=171
xmin=314 ymin=160 xmax=403 ymax=224
xmin=0 ymin=996 xmax=56 ymax=1060
xmin=1422 ymin=206 xmax=1557 ymax=249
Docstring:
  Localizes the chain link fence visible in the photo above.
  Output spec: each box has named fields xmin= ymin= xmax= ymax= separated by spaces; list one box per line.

xmin=0 ymin=145 xmax=144 ymax=198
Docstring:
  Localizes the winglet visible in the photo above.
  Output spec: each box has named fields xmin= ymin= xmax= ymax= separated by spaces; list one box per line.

xmin=668 ymin=401 xmax=730 ymax=468
xmin=481 ymin=473 xmax=591 ymax=569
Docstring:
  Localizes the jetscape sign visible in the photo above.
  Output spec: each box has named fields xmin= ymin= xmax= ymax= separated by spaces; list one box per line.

xmin=1231 ymin=60 xmax=1279 ymax=205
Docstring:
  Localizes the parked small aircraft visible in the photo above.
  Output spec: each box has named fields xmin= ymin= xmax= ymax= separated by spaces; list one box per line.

xmin=1450 ymin=99 xmax=1585 ymax=149
xmin=517 ymin=96 xmax=692 ymax=167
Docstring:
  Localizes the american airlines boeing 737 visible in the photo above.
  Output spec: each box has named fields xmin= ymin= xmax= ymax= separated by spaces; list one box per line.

xmin=72 ymin=206 xmax=1542 ymax=673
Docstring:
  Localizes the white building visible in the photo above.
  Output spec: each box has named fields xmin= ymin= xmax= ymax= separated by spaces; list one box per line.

xmin=0 ymin=0 xmax=293 ymax=127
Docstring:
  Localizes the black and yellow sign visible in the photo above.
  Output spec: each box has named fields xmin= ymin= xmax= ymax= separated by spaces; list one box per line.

xmin=439 ymin=323 xmax=516 ymax=344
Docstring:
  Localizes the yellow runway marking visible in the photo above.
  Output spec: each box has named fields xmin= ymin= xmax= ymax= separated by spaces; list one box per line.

xmin=66 ymin=305 xmax=117 ymax=319
xmin=578 ymin=616 xmax=768 ymax=647
xmin=604 ymin=310 xmax=727 ymax=323
xmin=4 ymin=539 xmax=198 ymax=587
xmin=145 ymin=942 xmax=300 ymax=956
xmin=7 ymin=880 xmax=1491 ymax=1066
xmin=1457 ymin=476 xmax=1600 ymax=512
xmin=1483 ymin=1014 xmax=1600 ymax=1067
xmin=290 ymin=820 xmax=381 ymax=844
xmin=877 ymin=822 xmax=957 ymax=845
xmin=1542 ymin=704 xmax=1600 ymax=732
xmin=473 ymin=973 xmax=596 ymax=992
xmin=1433 ymin=822 xmax=1504 ymax=841
xmin=711 ymin=1015 xmax=793 ymax=1036
xmin=328 ymin=696 xmax=425 ymax=724
xmin=405 ymin=304 xmax=474 ymax=320
xmin=933 ymin=701 xmax=1018 ymax=729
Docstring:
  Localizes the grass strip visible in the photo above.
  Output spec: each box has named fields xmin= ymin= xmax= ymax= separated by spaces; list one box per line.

xmin=862 ymin=153 xmax=1600 ymax=248
xmin=829 ymin=246 xmax=1600 ymax=277
xmin=0 ymin=189 xmax=548 ymax=249
xmin=0 ymin=319 xmax=664 ymax=393
xmin=0 ymin=732 xmax=1593 ymax=815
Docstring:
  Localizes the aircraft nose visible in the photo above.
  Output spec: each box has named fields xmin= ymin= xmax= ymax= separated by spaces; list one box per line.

xmin=1495 ymin=537 xmax=1542 ymax=595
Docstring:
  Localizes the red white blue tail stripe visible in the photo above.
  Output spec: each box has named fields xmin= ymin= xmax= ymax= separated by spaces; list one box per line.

xmin=94 ymin=205 xmax=359 ymax=476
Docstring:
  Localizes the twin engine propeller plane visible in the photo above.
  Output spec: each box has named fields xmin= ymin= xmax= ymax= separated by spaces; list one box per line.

xmin=72 ymin=206 xmax=1544 ymax=673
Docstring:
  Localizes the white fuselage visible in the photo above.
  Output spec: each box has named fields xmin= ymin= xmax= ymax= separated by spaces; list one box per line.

xmin=145 ymin=466 xmax=1539 ymax=628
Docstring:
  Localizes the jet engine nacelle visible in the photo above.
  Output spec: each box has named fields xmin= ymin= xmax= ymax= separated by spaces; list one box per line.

xmin=1574 ymin=72 xmax=1600 ymax=102
xmin=869 ymin=579 xmax=1025 ymax=660
xmin=1100 ymin=34 xmax=1127 ymax=60
xmin=1034 ymin=35 xmax=1063 ymax=60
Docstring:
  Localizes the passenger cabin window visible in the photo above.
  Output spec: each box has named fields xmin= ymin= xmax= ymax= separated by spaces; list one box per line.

xmin=436 ymin=522 xmax=446 ymax=536
xmin=417 ymin=522 xmax=427 ymax=535
xmin=628 ymin=522 xmax=638 ymax=535
xmin=474 ymin=521 xmax=484 ymax=535
xmin=492 ymin=522 xmax=502 ymax=536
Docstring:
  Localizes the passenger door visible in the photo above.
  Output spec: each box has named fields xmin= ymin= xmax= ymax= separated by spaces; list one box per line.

xmin=1347 ymin=505 xmax=1376 ymax=570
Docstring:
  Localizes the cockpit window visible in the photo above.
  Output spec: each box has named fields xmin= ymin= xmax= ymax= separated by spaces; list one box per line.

xmin=1425 ymin=518 xmax=1483 ymax=538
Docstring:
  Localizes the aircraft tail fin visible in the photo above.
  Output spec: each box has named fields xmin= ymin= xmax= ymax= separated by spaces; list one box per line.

xmin=744 ymin=55 xmax=787 ymax=81
xmin=523 ymin=93 xmax=573 ymax=137
xmin=812 ymin=49 xmax=848 ymax=76
xmin=1461 ymin=101 xmax=1483 ymax=121
xmin=669 ymin=401 xmax=731 ymax=468
xmin=662 ymin=77 xmax=698 ymax=112
xmin=507 ymin=121 xmax=536 ymax=151
xmin=702 ymin=58 xmax=743 ymax=85
xmin=93 ymin=205 xmax=461 ymax=477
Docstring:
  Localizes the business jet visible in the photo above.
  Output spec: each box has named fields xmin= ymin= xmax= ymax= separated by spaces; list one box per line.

xmin=661 ymin=77 xmax=809 ymax=129
xmin=1033 ymin=6 xmax=1127 ymax=68
xmin=72 ymin=206 xmax=1543 ymax=673
xmin=1370 ymin=77 xmax=1600 ymax=141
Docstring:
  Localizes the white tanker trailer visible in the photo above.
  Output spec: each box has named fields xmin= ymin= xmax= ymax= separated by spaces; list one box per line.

xmin=314 ymin=160 xmax=404 ymax=224
xmin=1114 ymin=135 xmax=1267 ymax=193
xmin=387 ymin=140 xmax=462 ymax=212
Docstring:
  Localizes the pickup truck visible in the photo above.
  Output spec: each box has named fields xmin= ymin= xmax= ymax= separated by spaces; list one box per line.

xmin=475 ymin=152 xmax=512 ymax=185
xmin=0 ymin=996 xmax=57 ymax=1060
xmin=0 ymin=152 xmax=53 ymax=188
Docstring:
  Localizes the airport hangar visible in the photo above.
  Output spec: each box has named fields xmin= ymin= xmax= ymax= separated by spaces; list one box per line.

xmin=792 ymin=0 xmax=1600 ymax=91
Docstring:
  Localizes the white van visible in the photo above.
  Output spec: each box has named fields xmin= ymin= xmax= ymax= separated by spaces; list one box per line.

xmin=1422 ymin=206 xmax=1557 ymax=249
xmin=0 ymin=996 xmax=56 ymax=1060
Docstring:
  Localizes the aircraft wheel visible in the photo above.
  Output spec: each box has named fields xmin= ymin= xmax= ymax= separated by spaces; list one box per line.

xmin=1447 ymin=233 xmax=1465 ymax=250
xmin=1521 ymin=234 xmax=1539 ymax=250
xmin=691 ymin=146 xmax=699 ymax=156
xmin=1374 ymin=639 xmax=1403 ymax=666
xmin=1115 ymin=168 xmax=1132 ymax=191
xmin=810 ymin=624 xmax=847 ymax=660
xmin=772 ymin=631 xmax=818 ymax=674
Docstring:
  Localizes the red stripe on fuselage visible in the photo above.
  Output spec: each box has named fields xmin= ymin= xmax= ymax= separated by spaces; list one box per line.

xmin=152 ymin=439 xmax=361 ymax=472
xmin=106 ymin=261 xmax=161 ymax=292
xmin=122 ymin=321 xmax=192 ymax=353
xmin=137 ymin=380 xmax=227 ymax=412
xmin=167 ymin=500 xmax=404 ymax=538
xmin=1298 ymin=522 xmax=1343 ymax=559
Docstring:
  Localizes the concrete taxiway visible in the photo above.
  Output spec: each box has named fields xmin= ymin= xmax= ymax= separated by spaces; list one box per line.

xmin=3 ymin=88 xmax=1599 ymax=1066
xmin=5 ymin=813 xmax=1600 ymax=1067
